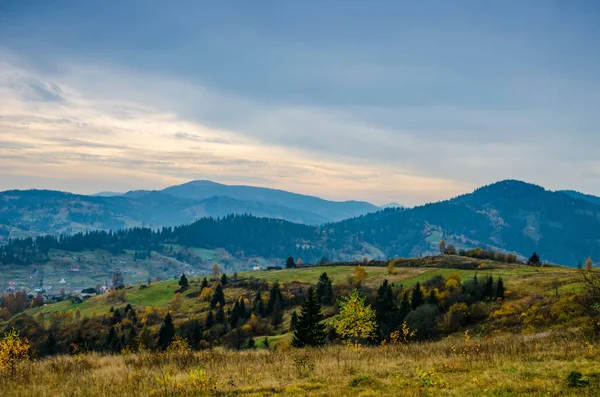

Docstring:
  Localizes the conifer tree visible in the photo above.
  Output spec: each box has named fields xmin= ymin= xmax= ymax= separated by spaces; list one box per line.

xmin=230 ymin=301 xmax=240 ymax=328
xmin=246 ymin=337 xmax=256 ymax=349
xmin=375 ymin=279 xmax=400 ymax=338
xmin=290 ymin=310 xmax=299 ymax=331
xmin=204 ymin=311 xmax=214 ymax=329
xmin=267 ymin=281 xmax=283 ymax=314
xmin=253 ymin=290 xmax=266 ymax=317
xmin=285 ymin=257 xmax=295 ymax=269
xmin=220 ymin=273 xmax=228 ymax=285
xmin=105 ymin=325 xmax=120 ymax=352
xmin=270 ymin=299 xmax=283 ymax=328
xmin=483 ymin=276 xmax=494 ymax=299
xmin=292 ymin=287 xmax=327 ymax=347
xmin=178 ymin=274 xmax=189 ymax=289
xmin=263 ymin=336 xmax=270 ymax=349
xmin=200 ymin=277 xmax=208 ymax=290
xmin=399 ymin=291 xmax=411 ymax=321
xmin=126 ymin=327 xmax=137 ymax=350
xmin=528 ymin=252 xmax=541 ymax=266
xmin=496 ymin=277 xmax=505 ymax=299
xmin=44 ymin=332 xmax=57 ymax=356
xmin=316 ymin=272 xmax=334 ymax=305
xmin=186 ymin=319 xmax=203 ymax=349
xmin=158 ymin=312 xmax=175 ymax=350
xmin=215 ymin=306 xmax=225 ymax=324
xmin=140 ymin=325 xmax=153 ymax=350
xmin=210 ymin=283 xmax=226 ymax=308
xmin=411 ymin=282 xmax=425 ymax=310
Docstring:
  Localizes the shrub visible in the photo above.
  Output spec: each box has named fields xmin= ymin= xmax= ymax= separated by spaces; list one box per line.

xmin=350 ymin=375 xmax=378 ymax=388
xmin=567 ymin=371 xmax=589 ymax=387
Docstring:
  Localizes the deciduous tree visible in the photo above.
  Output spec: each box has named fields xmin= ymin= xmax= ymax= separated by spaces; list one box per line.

xmin=353 ymin=265 xmax=367 ymax=286
xmin=334 ymin=289 xmax=376 ymax=347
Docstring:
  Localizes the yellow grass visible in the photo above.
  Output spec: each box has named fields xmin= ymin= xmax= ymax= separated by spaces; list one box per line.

xmin=2 ymin=331 xmax=599 ymax=396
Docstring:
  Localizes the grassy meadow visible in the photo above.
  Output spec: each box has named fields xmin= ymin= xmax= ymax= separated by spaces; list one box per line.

xmin=2 ymin=257 xmax=597 ymax=396
xmin=2 ymin=331 xmax=599 ymax=396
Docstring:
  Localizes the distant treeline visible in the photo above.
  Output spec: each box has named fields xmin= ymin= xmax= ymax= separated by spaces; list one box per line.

xmin=444 ymin=246 xmax=520 ymax=264
xmin=0 ymin=215 xmax=327 ymax=266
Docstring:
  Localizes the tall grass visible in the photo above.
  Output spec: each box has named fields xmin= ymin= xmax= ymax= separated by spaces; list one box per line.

xmin=2 ymin=331 xmax=599 ymax=396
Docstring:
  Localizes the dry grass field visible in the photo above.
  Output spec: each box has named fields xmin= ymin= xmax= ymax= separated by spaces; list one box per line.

xmin=2 ymin=330 xmax=599 ymax=396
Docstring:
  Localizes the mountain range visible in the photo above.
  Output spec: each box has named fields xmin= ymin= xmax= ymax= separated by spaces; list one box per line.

xmin=1 ymin=179 xmax=599 ymax=267
xmin=0 ymin=180 xmax=380 ymax=240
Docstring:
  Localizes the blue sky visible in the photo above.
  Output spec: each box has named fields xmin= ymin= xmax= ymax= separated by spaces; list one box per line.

xmin=0 ymin=1 xmax=599 ymax=205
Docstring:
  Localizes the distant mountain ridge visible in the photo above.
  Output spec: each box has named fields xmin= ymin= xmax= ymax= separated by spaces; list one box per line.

xmin=0 ymin=180 xmax=381 ymax=240
xmin=329 ymin=180 xmax=600 ymax=266
xmin=2 ymin=180 xmax=599 ymax=266
xmin=159 ymin=180 xmax=379 ymax=222
xmin=559 ymin=190 xmax=600 ymax=207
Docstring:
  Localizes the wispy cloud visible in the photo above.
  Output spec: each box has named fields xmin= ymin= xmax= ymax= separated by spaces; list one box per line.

xmin=171 ymin=132 xmax=232 ymax=145
xmin=0 ymin=45 xmax=599 ymax=204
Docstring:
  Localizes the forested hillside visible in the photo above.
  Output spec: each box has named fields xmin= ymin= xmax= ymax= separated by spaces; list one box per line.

xmin=2 ymin=181 xmax=600 ymax=270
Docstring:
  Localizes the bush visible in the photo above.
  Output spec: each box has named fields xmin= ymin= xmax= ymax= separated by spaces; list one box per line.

xmin=405 ymin=304 xmax=440 ymax=340
xmin=567 ymin=371 xmax=589 ymax=387
xmin=350 ymin=375 xmax=378 ymax=388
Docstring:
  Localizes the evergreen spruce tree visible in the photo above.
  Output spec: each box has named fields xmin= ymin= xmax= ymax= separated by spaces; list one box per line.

xmin=285 ymin=257 xmax=295 ymax=269
xmin=239 ymin=297 xmax=247 ymax=320
xmin=44 ymin=331 xmax=57 ymax=356
xmin=263 ymin=336 xmax=270 ymax=349
xmin=375 ymin=279 xmax=400 ymax=338
xmin=211 ymin=283 xmax=226 ymax=308
xmin=216 ymin=306 xmax=225 ymax=324
xmin=140 ymin=325 xmax=153 ymax=350
xmin=204 ymin=311 xmax=214 ymax=329
xmin=246 ymin=337 xmax=256 ymax=349
xmin=184 ymin=319 xmax=203 ymax=349
xmin=126 ymin=327 xmax=138 ymax=350
xmin=292 ymin=287 xmax=327 ymax=347
xmin=316 ymin=272 xmax=334 ymax=305
xmin=399 ymin=291 xmax=411 ymax=321
xmin=290 ymin=310 xmax=299 ymax=331
xmin=496 ymin=277 xmax=505 ymax=299
xmin=267 ymin=281 xmax=283 ymax=314
xmin=230 ymin=300 xmax=240 ymax=328
xmin=253 ymin=290 xmax=266 ymax=317
xmin=200 ymin=277 xmax=208 ymax=290
xmin=178 ymin=274 xmax=189 ymax=289
xmin=158 ymin=312 xmax=175 ymax=350
xmin=483 ymin=276 xmax=494 ymax=299
xmin=220 ymin=273 xmax=228 ymax=285
xmin=270 ymin=299 xmax=283 ymax=328
xmin=105 ymin=325 xmax=119 ymax=352
xmin=528 ymin=252 xmax=541 ymax=267
xmin=411 ymin=282 xmax=425 ymax=310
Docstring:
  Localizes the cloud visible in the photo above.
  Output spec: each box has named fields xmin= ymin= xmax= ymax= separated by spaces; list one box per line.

xmin=1 ymin=48 xmax=599 ymax=205
xmin=4 ymin=78 xmax=65 ymax=103
xmin=172 ymin=132 xmax=231 ymax=144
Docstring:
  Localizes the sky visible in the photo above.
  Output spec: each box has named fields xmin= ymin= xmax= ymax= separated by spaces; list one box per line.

xmin=0 ymin=1 xmax=599 ymax=206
